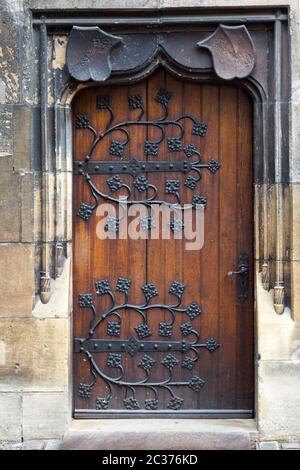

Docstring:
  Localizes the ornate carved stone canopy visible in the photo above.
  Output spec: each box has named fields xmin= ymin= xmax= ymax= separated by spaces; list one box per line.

xmin=32 ymin=9 xmax=290 ymax=314
xmin=66 ymin=24 xmax=256 ymax=82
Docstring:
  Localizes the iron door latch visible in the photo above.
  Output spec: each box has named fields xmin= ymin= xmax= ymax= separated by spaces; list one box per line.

xmin=227 ymin=252 xmax=249 ymax=303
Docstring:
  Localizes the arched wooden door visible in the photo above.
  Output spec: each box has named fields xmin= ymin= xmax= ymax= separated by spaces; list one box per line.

xmin=72 ymin=69 xmax=254 ymax=418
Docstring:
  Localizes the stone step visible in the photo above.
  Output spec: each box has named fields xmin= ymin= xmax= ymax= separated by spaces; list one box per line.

xmin=60 ymin=419 xmax=258 ymax=450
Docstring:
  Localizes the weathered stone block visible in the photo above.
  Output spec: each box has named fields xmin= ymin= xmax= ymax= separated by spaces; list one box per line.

xmin=32 ymin=173 xmax=42 ymax=243
xmin=281 ymin=442 xmax=300 ymax=449
xmin=267 ymin=184 xmax=290 ymax=262
xmin=61 ymin=419 xmax=255 ymax=450
xmin=289 ymin=101 xmax=300 ymax=183
xmin=40 ymin=171 xmax=56 ymax=242
xmin=0 ymin=155 xmax=13 ymax=173
xmin=257 ymin=441 xmax=280 ymax=450
xmin=0 ymin=318 xmax=70 ymax=391
xmin=0 ymin=105 xmax=13 ymax=158
xmin=20 ymin=173 xmax=34 ymax=242
xmin=0 ymin=171 xmax=21 ymax=242
xmin=0 ymin=243 xmax=35 ymax=316
xmin=22 ymin=439 xmax=46 ymax=450
xmin=13 ymin=106 xmax=32 ymax=172
xmin=0 ymin=392 xmax=22 ymax=441
xmin=0 ymin=1 xmax=21 ymax=104
xmin=0 ymin=155 xmax=13 ymax=172
xmin=160 ymin=0 xmax=297 ymax=7
xmin=291 ymin=261 xmax=300 ymax=323
xmin=44 ymin=439 xmax=62 ymax=450
xmin=28 ymin=0 xmax=158 ymax=9
xmin=52 ymin=36 xmax=67 ymax=71
xmin=23 ymin=392 xmax=69 ymax=440
xmin=20 ymin=172 xmax=43 ymax=243
xmin=291 ymin=184 xmax=300 ymax=261
xmin=22 ymin=10 xmax=40 ymax=106
xmin=258 ymin=361 xmax=300 ymax=438
xmin=256 ymin=273 xmax=300 ymax=359
xmin=0 ymin=79 xmax=6 ymax=103
xmin=0 ymin=442 xmax=22 ymax=450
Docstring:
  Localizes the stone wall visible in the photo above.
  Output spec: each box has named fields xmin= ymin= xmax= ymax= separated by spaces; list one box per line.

xmin=0 ymin=0 xmax=300 ymax=444
xmin=0 ymin=0 xmax=71 ymax=441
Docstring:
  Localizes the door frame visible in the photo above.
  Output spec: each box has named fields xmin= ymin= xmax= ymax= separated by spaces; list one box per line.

xmin=31 ymin=7 xmax=291 ymax=424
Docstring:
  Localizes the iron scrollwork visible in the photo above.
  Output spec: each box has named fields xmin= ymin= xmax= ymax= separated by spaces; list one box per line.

xmin=75 ymin=278 xmax=220 ymax=411
xmin=74 ymin=89 xmax=220 ymax=221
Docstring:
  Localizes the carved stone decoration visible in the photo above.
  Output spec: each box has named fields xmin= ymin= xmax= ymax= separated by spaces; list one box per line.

xmin=197 ymin=25 xmax=256 ymax=80
xmin=261 ymin=262 xmax=270 ymax=291
xmin=40 ymin=272 xmax=51 ymax=304
xmin=36 ymin=10 xmax=290 ymax=319
xmin=66 ymin=26 xmax=122 ymax=82
xmin=274 ymin=284 xmax=285 ymax=315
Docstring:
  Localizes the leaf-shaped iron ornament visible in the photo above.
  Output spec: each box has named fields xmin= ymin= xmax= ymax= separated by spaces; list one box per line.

xmin=66 ymin=26 xmax=122 ymax=82
xmin=197 ymin=25 xmax=256 ymax=80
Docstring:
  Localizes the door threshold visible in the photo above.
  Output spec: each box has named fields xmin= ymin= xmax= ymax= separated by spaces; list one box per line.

xmin=60 ymin=418 xmax=258 ymax=450
xmin=75 ymin=409 xmax=253 ymax=419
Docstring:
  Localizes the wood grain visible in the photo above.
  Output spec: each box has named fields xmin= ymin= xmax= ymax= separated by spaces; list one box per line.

xmin=72 ymin=71 xmax=254 ymax=415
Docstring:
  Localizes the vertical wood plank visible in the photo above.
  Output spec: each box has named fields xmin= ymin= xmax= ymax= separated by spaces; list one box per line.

xmin=72 ymin=76 xmax=254 ymax=416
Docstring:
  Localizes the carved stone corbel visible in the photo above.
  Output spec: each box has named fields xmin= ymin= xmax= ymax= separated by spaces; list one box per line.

xmin=66 ymin=26 xmax=122 ymax=82
xmin=261 ymin=262 xmax=270 ymax=291
xmin=197 ymin=24 xmax=256 ymax=80
xmin=274 ymin=283 xmax=285 ymax=315
xmin=40 ymin=271 xmax=51 ymax=304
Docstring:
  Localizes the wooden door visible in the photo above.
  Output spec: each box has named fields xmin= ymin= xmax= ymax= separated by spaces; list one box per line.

xmin=72 ymin=70 xmax=254 ymax=418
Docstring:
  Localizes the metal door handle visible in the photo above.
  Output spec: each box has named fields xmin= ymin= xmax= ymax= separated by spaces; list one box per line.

xmin=227 ymin=265 xmax=249 ymax=276
xmin=227 ymin=253 xmax=249 ymax=303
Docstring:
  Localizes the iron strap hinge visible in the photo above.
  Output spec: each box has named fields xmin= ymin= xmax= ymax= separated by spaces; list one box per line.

xmin=74 ymin=337 xmax=193 ymax=356
xmin=74 ymin=159 xmax=192 ymax=176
